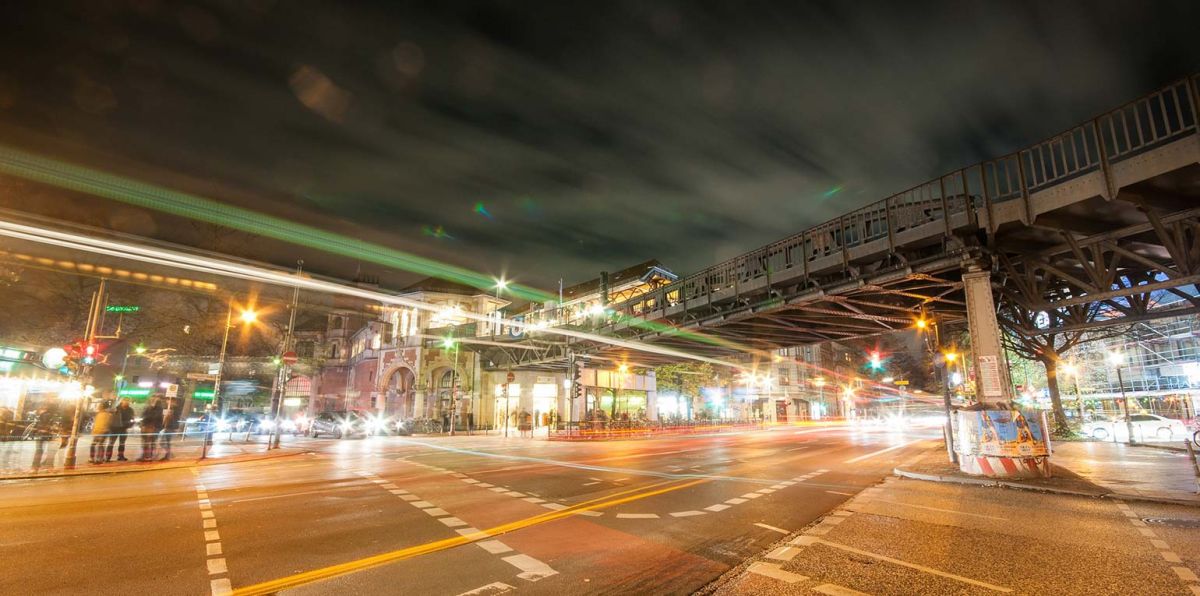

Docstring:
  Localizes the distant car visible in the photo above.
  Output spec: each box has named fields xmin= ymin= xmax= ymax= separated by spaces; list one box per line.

xmin=309 ymin=411 xmax=365 ymax=439
xmin=1083 ymin=414 xmax=1188 ymax=442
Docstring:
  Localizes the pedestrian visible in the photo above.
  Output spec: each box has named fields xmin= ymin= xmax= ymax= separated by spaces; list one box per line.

xmin=139 ymin=398 xmax=164 ymax=462
xmin=518 ymin=409 xmax=532 ymax=438
xmin=88 ymin=401 xmax=115 ymax=464
xmin=159 ymin=398 xmax=181 ymax=461
xmin=108 ymin=398 xmax=135 ymax=462
xmin=30 ymin=403 xmax=59 ymax=470
xmin=0 ymin=405 xmax=15 ymax=471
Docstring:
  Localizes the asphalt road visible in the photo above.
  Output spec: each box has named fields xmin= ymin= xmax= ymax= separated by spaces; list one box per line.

xmin=0 ymin=423 xmax=941 ymax=595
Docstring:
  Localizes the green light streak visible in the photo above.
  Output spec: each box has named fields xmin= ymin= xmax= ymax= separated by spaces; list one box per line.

xmin=0 ymin=146 xmax=553 ymax=303
xmin=0 ymin=146 xmax=757 ymax=360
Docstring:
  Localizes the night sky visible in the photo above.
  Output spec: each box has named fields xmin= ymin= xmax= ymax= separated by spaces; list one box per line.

xmin=0 ymin=1 xmax=1197 ymax=290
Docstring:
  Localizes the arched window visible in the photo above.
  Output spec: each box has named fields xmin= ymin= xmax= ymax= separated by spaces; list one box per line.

xmin=438 ymin=370 xmax=456 ymax=389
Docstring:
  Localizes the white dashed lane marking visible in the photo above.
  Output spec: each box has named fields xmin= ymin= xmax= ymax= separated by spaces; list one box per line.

xmin=1112 ymin=500 xmax=1198 ymax=593
xmin=190 ymin=469 xmax=230 ymax=596
xmin=748 ymin=562 xmax=807 ymax=584
xmin=754 ymin=522 xmax=790 ymax=534
xmin=354 ymin=467 xmax=558 ymax=582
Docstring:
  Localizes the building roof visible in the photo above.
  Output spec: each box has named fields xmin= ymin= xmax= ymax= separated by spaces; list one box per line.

xmin=400 ymin=276 xmax=490 ymax=297
xmin=560 ymin=260 xmax=676 ymax=302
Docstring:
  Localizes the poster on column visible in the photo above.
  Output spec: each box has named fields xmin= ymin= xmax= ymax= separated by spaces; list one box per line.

xmin=956 ymin=410 xmax=1049 ymax=457
xmin=978 ymin=355 xmax=1003 ymax=398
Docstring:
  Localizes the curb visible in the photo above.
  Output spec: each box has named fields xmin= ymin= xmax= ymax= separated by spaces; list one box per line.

xmin=0 ymin=449 xmax=311 ymax=481
xmin=1131 ymin=442 xmax=1191 ymax=454
xmin=893 ymin=466 xmax=1200 ymax=507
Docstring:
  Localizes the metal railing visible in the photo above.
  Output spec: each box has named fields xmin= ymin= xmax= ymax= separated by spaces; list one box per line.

xmin=596 ymin=75 xmax=1199 ymax=329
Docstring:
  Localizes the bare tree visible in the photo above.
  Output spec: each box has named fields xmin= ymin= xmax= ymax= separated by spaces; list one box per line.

xmin=999 ymin=302 xmax=1128 ymax=435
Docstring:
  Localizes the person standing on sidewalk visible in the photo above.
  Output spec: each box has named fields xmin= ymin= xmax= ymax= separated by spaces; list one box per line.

xmin=108 ymin=398 xmax=135 ymax=462
xmin=159 ymin=398 xmax=180 ymax=461
xmin=88 ymin=401 xmax=115 ymax=464
xmin=30 ymin=403 xmax=60 ymax=471
xmin=139 ymin=398 xmax=164 ymax=462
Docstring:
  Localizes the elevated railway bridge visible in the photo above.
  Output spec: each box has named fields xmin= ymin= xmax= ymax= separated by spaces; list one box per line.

xmin=459 ymin=74 xmax=1200 ymax=406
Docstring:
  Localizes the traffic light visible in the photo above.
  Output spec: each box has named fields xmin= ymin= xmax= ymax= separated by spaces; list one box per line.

xmin=569 ymin=356 xmax=583 ymax=404
xmin=82 ymin=343 xmax=98 ymax=365
xmin=868 ymin=350 xmax=883 ymax=371
xmin=57 ymin=339 xmax=108 ymax=375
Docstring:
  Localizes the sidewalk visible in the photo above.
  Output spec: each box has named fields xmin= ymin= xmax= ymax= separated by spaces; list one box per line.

xmin=707 ymin=450 xmax=1200 ymax=595
xmin=1053 ymin=440 xmax=1200 ymax=503
xmin=893 ymin=440 xmax=1200 ymax=505
xmin=0 ymin=434 xmax=308 ymax=480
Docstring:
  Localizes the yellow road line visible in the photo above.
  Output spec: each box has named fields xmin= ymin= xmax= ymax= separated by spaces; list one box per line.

xmin=232 ymin=477 xmax=709 ymax=595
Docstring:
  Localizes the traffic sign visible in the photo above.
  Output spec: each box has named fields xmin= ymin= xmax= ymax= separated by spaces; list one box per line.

xmin=186 ymin=373 xmax=217 ymax=381
xmin=281 ymin=351 xmax=298 ymax=365
xmin=166 ymin=383 xmax=179 ymax=398
xmin=895 ymin=380 xmax=909 ymax=386
xmin=105 ymin=305 xmax=140 ymax=313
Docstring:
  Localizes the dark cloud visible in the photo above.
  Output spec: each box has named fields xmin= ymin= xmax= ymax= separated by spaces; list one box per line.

xmin=0 ymin=0 xmax=1196 ymax=290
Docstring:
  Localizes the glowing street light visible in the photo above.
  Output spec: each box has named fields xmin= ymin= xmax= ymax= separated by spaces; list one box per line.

xmin=240 ymin=309 xmax=258 ymax=324
xmin=134 ymin=344 xmax=147 ymax=355
xmin=943 ymin=351 xmax=958 ymax=363
xmin=915 ymin=318 xmax=928 ymax=330
xmin=1107 ymin=350 xmax=1135 ymax=442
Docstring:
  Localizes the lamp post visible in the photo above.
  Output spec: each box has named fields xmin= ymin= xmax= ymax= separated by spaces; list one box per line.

xmin=1060 ymin=362 xmax=1085 ymax=426
xmin=918 ymin=314 xmax=958 ymax=463
xmin=612 ymin=363 xmax=629 ymax=421
xmin=1108 ymin=351 xmax=1136 ymax=444
xmin=444 ymin=336 xmax=461 ymax=436
xmin=813 ymin=377 xmax=826 ymax=419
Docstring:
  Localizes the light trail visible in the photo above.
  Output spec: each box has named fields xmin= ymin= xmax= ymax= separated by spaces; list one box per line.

xmin=0 ymin=217 xmax=744 ymax=370
xmin=0 ymin=145 xmax=554 ymax=302
xmin=0 ymin=145 xmax=767 ymax=356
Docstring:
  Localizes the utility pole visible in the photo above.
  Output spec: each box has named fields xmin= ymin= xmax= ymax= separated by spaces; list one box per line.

xmin=449 ymin=339 xmax=461 ymax=436
xmin=65 ymin=279 xmax=106 ymax=470
xmin=270 ymin=260 xmax=302 ymax=450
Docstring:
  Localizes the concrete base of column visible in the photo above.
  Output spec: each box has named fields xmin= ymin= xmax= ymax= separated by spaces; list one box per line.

xmin=958 ymin=454 xmax=1052 ymax=479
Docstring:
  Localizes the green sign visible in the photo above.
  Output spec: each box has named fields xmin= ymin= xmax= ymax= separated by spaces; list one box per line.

xmin=106 ymin=305 xmax=140 ymax=313
xmin=117 ymin=387 xmax=152 ymax=398
xmin=192 ymin=390 xmax=214 ymax=400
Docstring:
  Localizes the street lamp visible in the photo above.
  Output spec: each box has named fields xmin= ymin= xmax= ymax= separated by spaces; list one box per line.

xmin=813 ymin=376 xmax=826 ymax=418
xmin=918 ymin=313 xmax=957 ymax=463
xmin=213 ymin=304 xmax=259 ymax=418
xmin=1108 ymin=350 xmax=1136 ymax=444
xmin=443 ymin=336 xmax=462 ymax=436
xmin=612 ymin=363 xmax=629 ymax=419
xmin=1060 ymin=362 xmax=1085 ymax=424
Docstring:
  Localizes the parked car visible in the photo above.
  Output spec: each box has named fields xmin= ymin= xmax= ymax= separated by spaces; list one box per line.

xmin=309 ymin=411 xmax=365 ymax=439
xmin=1082 ymin=414 xmax=1189 ymax=442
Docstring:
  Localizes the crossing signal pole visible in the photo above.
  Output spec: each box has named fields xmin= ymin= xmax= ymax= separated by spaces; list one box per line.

xmin=64 ymin=279 xmax=106 ymax=469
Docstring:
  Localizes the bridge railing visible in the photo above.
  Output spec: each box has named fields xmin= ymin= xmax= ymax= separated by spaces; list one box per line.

xmin=596 ymin=75 xmax=1199 ymax=333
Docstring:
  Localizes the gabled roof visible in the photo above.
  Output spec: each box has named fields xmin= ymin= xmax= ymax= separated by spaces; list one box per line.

xmin=561 ymin=260 xmax=676 ymax=302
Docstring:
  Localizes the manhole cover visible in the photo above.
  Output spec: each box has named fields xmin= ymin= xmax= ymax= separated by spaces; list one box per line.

xmin=1143 ymin=518 xmax=1200 ymax=529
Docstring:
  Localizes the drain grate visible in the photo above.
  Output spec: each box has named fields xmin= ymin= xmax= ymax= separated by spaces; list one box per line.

xmin=1143 ymin=518 xmax=1200 ymax=529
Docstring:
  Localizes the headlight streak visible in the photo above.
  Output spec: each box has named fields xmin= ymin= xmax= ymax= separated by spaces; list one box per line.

xmin=0 ymin=218 xmax=744 ymax=369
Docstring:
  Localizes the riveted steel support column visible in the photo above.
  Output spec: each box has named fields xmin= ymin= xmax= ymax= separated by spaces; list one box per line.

xmin=962 ymin=267 xmax=1014 ymax=405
